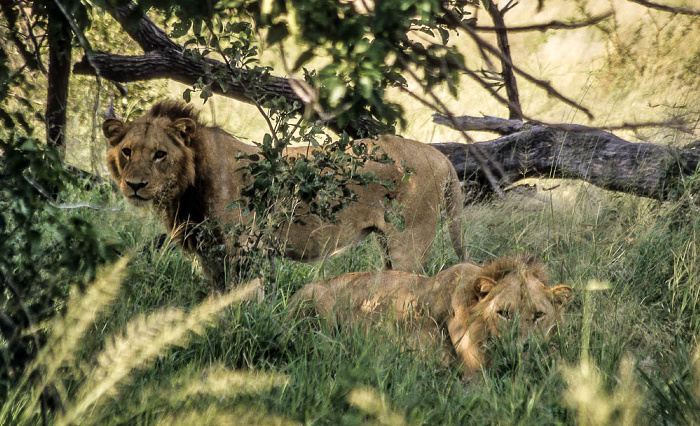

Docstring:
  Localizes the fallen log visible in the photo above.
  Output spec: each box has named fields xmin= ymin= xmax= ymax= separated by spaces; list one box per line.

xmin=428 ymin=116 xmax=700 ymax=201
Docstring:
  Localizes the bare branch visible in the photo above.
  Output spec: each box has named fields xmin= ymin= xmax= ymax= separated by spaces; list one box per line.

xmin=628 ymin=0 xmax=700 ymax=16
xmin=441 ymin=5 xmax=594 ymax=120
xmin=551 ymin=120 xmax=693 ymax=134
xmin=400 ymin=61 xmax=509 ymax=197
xmin=472 ymin=12 xmax=613 ymax=32
xmin=430 ymin=125 xmax=700 ymax=201
xmin=0 ymin=0 xmax=46 ymax=73
xmin=483 ymin=1 xmax=522 ymax=120
xmin=102 ymin=2 xmax=181 ymax=52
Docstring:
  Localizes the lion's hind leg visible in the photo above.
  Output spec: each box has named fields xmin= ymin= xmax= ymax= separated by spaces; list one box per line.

xmin=288 ymin=284 xmax=335 ymax=319
xmin=382 ymin=211 xmax=439 ymax=273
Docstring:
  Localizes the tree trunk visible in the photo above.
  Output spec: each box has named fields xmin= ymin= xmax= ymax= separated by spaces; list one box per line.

xmin=429 ymin=124 xmax=700 ymax=201
xmin=46 ymin=2 xmax=72 ymax=158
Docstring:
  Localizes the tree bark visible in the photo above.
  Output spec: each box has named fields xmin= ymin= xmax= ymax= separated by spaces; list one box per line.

xmin=429 ymin=123 xmax=700 ymax=201
xmin=484 ymin=1 xmax=522 ymax=121
xmin=46 ymin=1 xmax=72 ymax=157
xmin=73 ymin=51 xmax=299 ymax=110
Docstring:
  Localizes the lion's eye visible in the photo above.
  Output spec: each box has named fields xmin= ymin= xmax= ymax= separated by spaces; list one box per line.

xmin=497 ymin=309 xmax=511 ymax=320
xmin=154 ymin=150 xmax=167 ymax=160
xmin=534 ymin=311 xmax=545 ymax=321
xmin=122 ymin=148 xmax=131 ymax=157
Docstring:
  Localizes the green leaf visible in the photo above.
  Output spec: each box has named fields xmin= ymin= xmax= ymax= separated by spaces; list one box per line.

xmin=328 ymin=82 xmax=347 ymax=107
xmin=358 ymin=75 xmax=373 ymax=99
xmin=171 ymin=18 xmax=192 ymax=38
xmin=267 ymin=23 xmax=289 ymax=44
xmin=293 ymin=50 xmax=316 ymax=72
xmin=438 ymin=28 xmax=449 ymax=45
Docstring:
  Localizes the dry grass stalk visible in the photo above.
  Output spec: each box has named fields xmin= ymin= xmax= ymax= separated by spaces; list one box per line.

xmin=562 ymin=356 xmax=642 ymax=426
xmin=173 ymin=364 xmax=289 ymax=400
xmin=58 ymin=279 xmax=260 ymax=425
xmin=347 ymin=387 xmax=406 ymax=426
xmin=155 ymin=406 xmax=298 ymax=426
xmin=2 ymin=257 xmax=129 ymax=425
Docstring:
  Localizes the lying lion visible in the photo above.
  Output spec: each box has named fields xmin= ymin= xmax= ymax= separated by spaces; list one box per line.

xmin=103 ymin=101 xmax=465 ymax=288
xmin=288 ymin=255 xmax=574 ymax=374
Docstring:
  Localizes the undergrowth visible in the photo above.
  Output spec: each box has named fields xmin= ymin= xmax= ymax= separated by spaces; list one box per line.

xmin=3 ymin=177 xmax=700 ymax=425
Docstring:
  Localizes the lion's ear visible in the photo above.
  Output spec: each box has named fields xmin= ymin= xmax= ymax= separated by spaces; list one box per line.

xmin=473 ymin=276 xmax=496 ymax=301
xmin=171 ymin=118 xmax=196 ymax=146
xmin=103 ymin=118 xmax=125 ymax=146
xmin=550 ymin=285 xmax=574 ymax=308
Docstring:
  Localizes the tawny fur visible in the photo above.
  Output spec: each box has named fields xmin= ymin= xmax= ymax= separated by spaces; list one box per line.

xmin=288 ymin=255 xmax=574 ymax=374
xmin=104 ymin=101 xmax=465 ymax=287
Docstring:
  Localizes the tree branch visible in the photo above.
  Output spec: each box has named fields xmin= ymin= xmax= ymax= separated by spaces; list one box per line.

xmin=0 ymin=0 xmax=46 ymax=73
xmin=433 ymin=114 xmax=692 ymax=134
xmin=103 ymin=2 xmax=181 ymax=52
xmin=483 ymin=1 xmax=522 ymax=120
xmin=432 ymin=114 xmax=525 ymax=134
xmin=72 ymin=1 xmax=384 ymax=138
xmin=472 ymin=12 xmax=613 ymax=32
xmin=440 ymin=5 xmax=594 ymax=120
xmin=628 ymin=0 xmax=700 ymax=16
xmin=73 ymin=51 xmax=297 ymax=103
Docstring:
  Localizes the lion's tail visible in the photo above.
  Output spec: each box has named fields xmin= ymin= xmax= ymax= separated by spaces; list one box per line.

xmin=445 ymin=161 xmax=467 ymax=261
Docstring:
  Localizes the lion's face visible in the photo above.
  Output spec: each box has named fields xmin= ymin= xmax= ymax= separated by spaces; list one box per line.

xmin=103 ymin=116 xmax=197 ymax=208
xmin=473 ymin=271 xmax=573 ymax=342
xmin=448 ymin=260 xmax=573 ymax=372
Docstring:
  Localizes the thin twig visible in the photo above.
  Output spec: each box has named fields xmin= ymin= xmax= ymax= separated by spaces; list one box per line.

xmin=441 ymin=5 xmax=594 ymax=120
xmin=399 ymin=60 xmax=508 ymax=197
xmin=18 ymin=2 xmax=48 ymax=74
xmin=628 ymin=0 xmax=700 ymax=16
xmin=473 ymin=12 xmax=613 ymax=32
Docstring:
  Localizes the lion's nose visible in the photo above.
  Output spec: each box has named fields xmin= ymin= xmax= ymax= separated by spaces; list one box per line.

xmin=126 ymin=180 xmax=148 ymax=192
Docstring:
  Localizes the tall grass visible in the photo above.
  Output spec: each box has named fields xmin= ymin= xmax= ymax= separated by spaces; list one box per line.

xmin=0 ymin=253 xmax=288 ymax=426
xmin=4 ymin=176 xmax=699 ymax=424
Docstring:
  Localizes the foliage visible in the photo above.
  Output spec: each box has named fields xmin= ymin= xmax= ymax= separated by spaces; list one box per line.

xmin=158 ymin=0 xmax=476 ymax=132
xmin=0 ymin=44 xmax=118 ymax=406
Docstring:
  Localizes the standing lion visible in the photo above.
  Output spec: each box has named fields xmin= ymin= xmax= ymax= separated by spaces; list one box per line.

xmin=288 ymin=255 xmax=574 ymax=374
xmin=103 ymin=101 xmax=465 ymax=287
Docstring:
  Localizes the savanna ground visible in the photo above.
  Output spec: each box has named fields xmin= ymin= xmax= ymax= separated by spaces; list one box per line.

xmin=3 ymin=0 xmax=700 ymax=424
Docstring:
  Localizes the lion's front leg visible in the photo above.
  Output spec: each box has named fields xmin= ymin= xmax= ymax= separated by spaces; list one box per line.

xmin=447 ymin=313 xmax=486 ymax=375
xmin=191 ymin=224 xmax=232 ymax=291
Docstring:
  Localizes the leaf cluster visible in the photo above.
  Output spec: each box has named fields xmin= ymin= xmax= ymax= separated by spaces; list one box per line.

xmin=0 ymin=50 xmax=119 ymax=402
xmin=151 ymin=0 xmax=474 ymax=130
